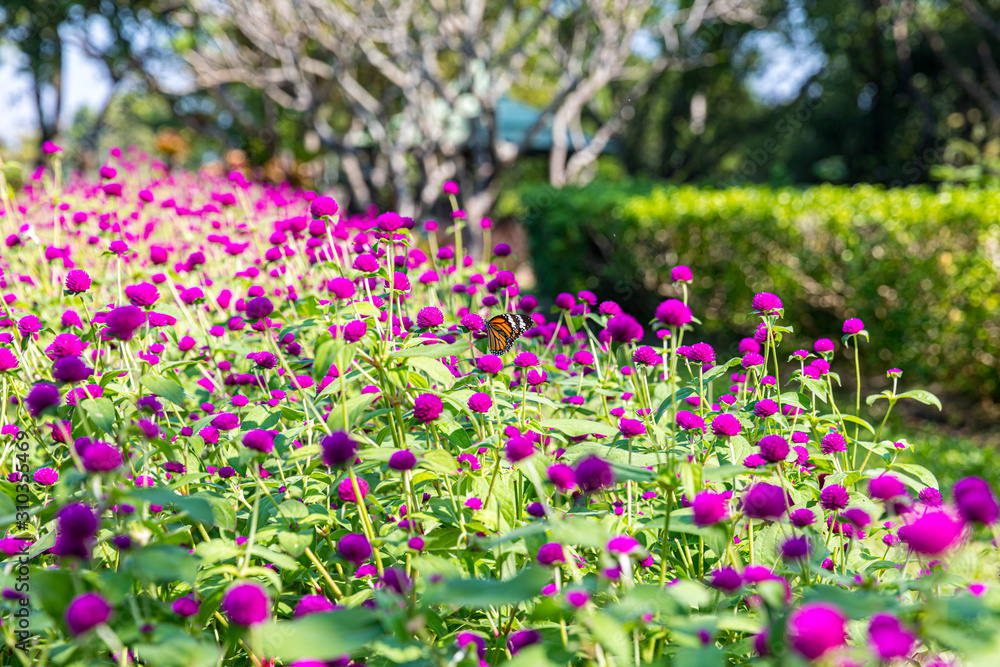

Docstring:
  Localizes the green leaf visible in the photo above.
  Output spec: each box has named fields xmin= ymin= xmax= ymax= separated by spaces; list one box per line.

xmin=140 ymin=374 xmax=187 ymax=407
xmin=897 ymin=389 xmax=942 ymax=410
xmin=327 ymin=394 xmax=378 ymax=432
xmin=590 ymin=610 xmax=634 ymax=667
xmin=654 ymin=388 xmax=695 ymax=424
xmin=389 ymin=340 xmax=470 ymax=359
xmin=539 ymin=418 xmax=618 ymax=438
xmin=608 ymin=460 xmax=656 ymax=482
xmin=130 ymin=545 xmax=199 ymax=583
xmin=674 ymin=646 xmax=725 ymax=667
xmin=193 ymin=493 xmax=237 ymax=531
xmin=886 ymin=463 xmax=939 ymax=490
xmin=128 ymin=488 xmax=215 ymax=524
xmin=447 ymin=428 xmax=474 ymax=451
xmin=865 ymin=390 xmax=893 ymax=406
xmin=801 ymin=584 xmax=897 ymax=618
xmin=260 ymin=609 xmax=383 ymax=660
xmin=134 ymin=635 xmax=222 ymax=667
xmin=242 ymin=405 xmax=282 ymax=432
xmin=80 ymin=397 xmax=117 ymax=435
xmin=278 ymin=531 xmax=312 ymax=558
xmin=427 ymin=566 xmax=549 ymax=608
xmin=406 ymin=357 xmax=456 ymax=389
xmin=423 ymin=450 xmax=458 ymax=475
xmin=839 ymin=414 xmax=875 ymax=435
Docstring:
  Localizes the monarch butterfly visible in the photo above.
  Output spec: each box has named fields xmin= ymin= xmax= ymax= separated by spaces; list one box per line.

xmin=486 ymin=313 xmax=533 ymax=355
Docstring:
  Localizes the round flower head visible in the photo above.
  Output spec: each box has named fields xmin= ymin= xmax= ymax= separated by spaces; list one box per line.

xmin=821 ymin=431 xmax=847 ymax=454
xmin=65 ymin=592 xmax=112 ymax=635
xmin=52 ymin=356 xmax=93 ymax=384
xmin=740 ymin=483 xmax=788 ymax=520
xmin=819 ymin=484 xmax=850 ymax=511
xmin=619 ymin=418 xmax=646 ymax=438
xmin=574 ymin=455 xmax=615 ymax=493
xmin=671 ymin=265 xmax=693 ymax=282
xmin=606 ymin=314 xmax=643 ymax=343
xmin=632 ymin=346 xmax=659 ymax=366
xmin=710 ymin=413 xmax=741 ymax=438
xmin=353 ymin=254 xmax=379 ymax=272
xmin=869 ymin=475 xmax=907 ymax=501
xmin=33 ymin=467 xmax=59 ymax=485
xmin=294 ymin=594 xmax=335 ymax=618
xmin=376 ymin=212 xmax=404 ymax=232
xmin=843 ymin=318 xmax=865 ymax=335
xmin=508 ymin=629 xmax=540 ymax=655
xmin=758 ymin=434 xmax=789 ymax=463
xmin=919 ymin=487 xmax=943 ymax=507
xmin=790 ymin=508 xmax=815 ymax=527
xmin=953 ymin=477 xmax=999 ymax=525
xmin=0 ymin=348 xmax=18 ymax=371
xmin=416 ymin=307 xmax=443 ymax=328
xmin=338 ymin=533 xmax=373 ymax=564
xmin=413 ymin=393 xmax=443 ymax=422
xmin=103 ymin=305 xmax=146 ymax=341
xmin=343 ymin=320 xmax=368 ymax=343
xmin=82 ymin=441 xmax=123 ymax=472
xmin=327 ymin=277 xmax=355 ymax=300
xmin=692 ymin=491 xmax=728 ymax=527
xmin=555 ymin=293 xmax=575 ymax=310
xmin=221 ymin=582 xmax=270 ymax=625
xmin=753 ymin=399 xmax=778 ymax=418
xmin=245 ymin=296 xmax=274 ymax=320
xmin=751 ymin=292 xmax=783 ymax=314
xmin=780 ymin=535 xmax=810 ymax=561
xmin=242 ymin=429 xmax=275 ymax=454
xmin=310 ymin=196 xmax=338 ymax=218
xmin=321 ymin=432 xmax=358 ymax=467
xmin=381 ymin=567 xmax=411 ymax=595
xmin=477 ymin=355 xmax=503 ymax=374
xmin=468 ymin=392 xmax=492 ymax=413
xmin=388 ymin=450 xmax=417 ymax=471
xmin=708 ymin=567 xmax=742 ymax=594
xmin=506 ymin=436 xmax=535 ymax=463
xmin=536 ymin=542 xmax=565 ymax=566
xmin=868 ymin=613 xmax=916 ymax=660
xmin=26 ymin=383 xmax=61 ymax=418
xmin=547 ymin=464 xmax=576 ymax=492
xmin=675 ymin=410 xmax=705 ymax=432
xmin=898 ymin=510 xmax=965 ymax=555
xmin=787 ymin=603 xmax=847 ymax=660
xmin=124 ymin=282 xmax=159 ymax=308
xmin=65 ymin=269 xmax=91 ymax=294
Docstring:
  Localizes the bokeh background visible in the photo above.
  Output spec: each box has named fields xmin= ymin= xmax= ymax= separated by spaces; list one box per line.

xmin=2 ymin=0 xmax=1000 ymax=480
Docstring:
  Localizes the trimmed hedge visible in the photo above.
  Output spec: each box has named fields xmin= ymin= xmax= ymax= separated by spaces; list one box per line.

xmin=507 ymin=180 xmax=1000 ymax=400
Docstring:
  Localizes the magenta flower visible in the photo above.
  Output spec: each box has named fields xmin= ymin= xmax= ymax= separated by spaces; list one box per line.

xmin=536 ymin=542 xmax=565 ymax=566
xmin=343 ymin=320 xmax=368 ymax=343
xmin=0 ymin=348 xmax=17 ymax=371
xmin=468 ymin=392 xmax=492 ymax=413
xmin=574 ymin=455 xmax=615 ymax=493
xmin=868 ymin=614 xmax=916 ymax=660
xmin=477 ymin=355 xmax=503 ymax=374
xmin=709 ymin=567 xmax=742 ymax=594
xmin=82 ymin=441 xmax=123 ymax=472
xmin=898 ymin=510 xmax=965 ymax=555
xmin=416 ymin=307 xmax=443 ymax=328
xmin=618 ymin=418 xmax=646 ymax=438
xmin=819 ymin=484 xmax=849 ymax=511
xmin=338 ymin=533 xmax=373 ymax=564
xmin=33 ymin=467 xmax=59 ymax=485
xmin=26 ymin=383 xmax=61 ymax=418
xmin=327 ymin=277 xmax=355 ymax=300
xmin=310 ymin=196 xmax=338 ymax=218
xmin=513 ymin=352 xmax=538 ymax=368
xmin=413 ymin=393 xmax=443 ymax=422
xmin=547 ymin=464 xmax=576 ymax=492
xmin=606 ymin=314 xmax=643 ymax=343
xmin=868 ymin=475 xmax=907 ymax=501
xmin=671 ymin=265 xmax=693 ymax=282
xmin=353 ymin=254 xmax=379 ymax=272
xmin=675 ymin=410 xmax=706 ymax=432
xmin=64 ymin=270 xmax=91 ymax=294
xmin=953 ymin=477 xmax=999 ymax=525
xmin=221 ymin=582 xmax=270 ymax=625
xmin=710 ymin=413 xmax=741 ymax=438
xmin=655 ymin=299 xmax=691 ymax=327
xmin=65 ymin=592 xmax=112 ymax=635
xmin=780 ymin=535 xmax=810 ymax=561
xmin=751 ymin=292 xmax=783 ymax=314
xmin=842 ymin=318 xmax=865 ymax=334
xmin=507 ymin=629 xmax=540 ymax=655
xmin=171 ymin=595 xmax=200 ymax=618
xmin=753 ymin=399 xmax=778 ymax=418
xmin=506 ymin=436 xmax=535 ymax=462
xmin=103 ymin=305 xmax=146 ymax=341
xmin=740 ymin=483 xmax=788 ymax=520
xmin=787 ymin=603 xmax=847 ymax=660
xmin=758 ymin=434 xmax=789 ymax=463
xmin=790 ymin=508 xmax=815 ymax=527
xmin=242 ymin=429 xmax=276 ymax=454
xmin=321 ymin=432 xmax=358 ymax=467
xmin=820 ymin=431 xmax=846 ymax=454
xmin=388 ymin=450 xmax=417 ymax=471
xmin=692 ymin=491 xmax=728 ymax=527
xmin=632 ymin=346 xmax=659 ymax=366
xmin=294 ymin=595 xmax=336 ymax=618
xmin=42 ymin=141 xmax=62 ymax=154
xmin=460 ymin=313 xmax=485 ymax=331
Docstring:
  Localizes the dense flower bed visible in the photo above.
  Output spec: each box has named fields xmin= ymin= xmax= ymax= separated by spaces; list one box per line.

xmin=1 ymin=146 xmax=999 ymax=666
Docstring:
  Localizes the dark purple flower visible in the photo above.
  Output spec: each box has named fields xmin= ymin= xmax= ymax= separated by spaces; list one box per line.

xmin=740 ymin=483 xmax=788 ymax=520
xmin=221 ymin=582 xmax=270 ymax=625
xmin=954 ymin=477 xmax=999 ymax=525
xmin=692 ymin=491 xmax=728 ymax=527
xmin=103 ymin=305 xmax=146 ymax=341
xmin=507 ymin=629 xmax=540 ymax=655
xmin=787 ymin=603 xmax=847 ymax=660
xmin=388 ymin=450 xmax=417 ymax=471
xmin=65 ymin=592 xmax=112 ymax=635
xmin=710 ymin=413 xmax=741 ymax=437
xmin=709 ymin=567 xmax=742 ymax=594
xmin=243 ymin=429 xmax=276 ymax=454
xmin=413 ymin=393 xmax=443 ymax=422
xmin=82 ymin=441 xmax=123 ymax=472
xmin=606 ymin=314 xmax=643 ymax=344
xmin=294 ymin=594 xmax=335 ymax=617
xmin=758 ymin=435 xmax=789 ymax=463
xmin=321 ymin=432 xmax=357 ymax=467
xmin=172 ymin=595 xmax=200 ymax=618
xmin=536 ymin=542 xmax=566 ymax=566
xmin=780 ymin=535 xmax=810 ymax=561
xmin=819 ymin=484 xmax=850 ymax=511
xmin=338 ymin=533 xmax=372 ymax=564
xmin=380 ymin=567 xmax=411 ymax=595
xmin=506 ymin=436 xmax=536 ymax=463
xmin=574 ymin=456 xmax=615 ymax=493
xmin=52 ymin=356 xmax=92 ymax=383
xmin=753 ymin=399 xmax=779 ymax=418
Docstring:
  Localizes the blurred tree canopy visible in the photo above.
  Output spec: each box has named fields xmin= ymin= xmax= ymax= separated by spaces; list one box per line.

xmin=6 ymin=0 xmax=1000 ymax=198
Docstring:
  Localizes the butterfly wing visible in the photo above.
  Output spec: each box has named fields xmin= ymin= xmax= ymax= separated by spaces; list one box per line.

xmin=486 ymin=313 xmax=533 ymax=355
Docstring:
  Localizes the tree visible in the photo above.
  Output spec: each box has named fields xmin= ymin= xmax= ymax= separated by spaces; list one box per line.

xmin=181 ymin=0 xmax=763 ymax=220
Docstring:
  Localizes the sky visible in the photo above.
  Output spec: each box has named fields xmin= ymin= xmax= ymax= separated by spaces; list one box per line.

xmin=0 ymin=17 xmax=824 ymax=150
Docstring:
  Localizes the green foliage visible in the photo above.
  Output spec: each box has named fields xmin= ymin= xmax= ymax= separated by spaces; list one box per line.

xmin=514 ymin=180 xmax=1000 ymax=400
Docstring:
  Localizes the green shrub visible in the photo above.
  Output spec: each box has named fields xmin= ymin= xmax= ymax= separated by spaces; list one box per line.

xmin=511 ymin=180 xmax=1000 ymax=400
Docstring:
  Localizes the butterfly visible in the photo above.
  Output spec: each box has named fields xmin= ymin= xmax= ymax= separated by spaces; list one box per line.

xmin=486 ymin=313 xmax=533 ymax=355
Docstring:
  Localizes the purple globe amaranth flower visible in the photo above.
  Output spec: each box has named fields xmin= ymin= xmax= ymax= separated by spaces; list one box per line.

xmin=477 ymin=355 xmax=503 ymax=374
xmin=172 ymin=595 xmax=200 ymax=618
xmin=416 ymin=307 xmax=443 ymax=328
xmin=898 ymin=510 xmax=965 ymax=555
xmin=65 ymin=269 xmax=91 ymax=294
xmin=574 ymin=455 xmax=615 ymax=493
xmin=675 ymin=410 xmax=705 ymax=433
xmin=468 ymin=392 xmax=492 ymax=413
xmin=709 ymin=567 xmax=743 ymax=594
xmin=710 ymin=413 xmax=742 ymax=438
xmin=124 ymin=282 xmax=159 ymax=308
xmin=460 ymin=313 xmax=485 ymax=331
xmin=547 ymin=463 xmax=576 ymax=492
xmin=33 ymin=467 xmax=59 ymax=485
xmin=787 ymin=603 xmax=847 ymax=660
xmin=842 ymin=318 xmax=865 ymax=334
xmin=310 ymin=196 xmax=338 ymax=219
xmin=245 ymin=296 xmax=274 ymax=320
xmin=671 ymin=265 xmax=693 ymax=282
xmin=376 ymin=212 xmax=404 ymax=232
xmin=221 ymin=582 xmax=270 ymax=625
xmin=327 ymin=277 xmax=355 ymax=300
xmin=751 ymin=292 xmax=783 ymax=314
xmin=321 ymin=432 xmax=358 ymax=467
xmin=343 ymin=319 xmax=368 ymax=343
xmin=338 ymin=532 xmax=373 ymax=564
xmin=381 ymin=567 xmax=411 ymax=595
xmin=919 ymin=487 xmax=943 ymax=507
xmin=536 ymin=542 xmax=566 ymax=566
xmin=780 ymin=535 xmax=810 ymax=561
xmin=953 ymin=477 xmax=999 ymax=525
xmin=819 ymin=484 xmax=850 ymax=511
xmin=740 ymin=483 xmax=788 ymax=520
xmin=654 ymin=299 xmax=691 ymax=327
xmin=413 ymin=393 xmax=443 ymax=422
xmin=554 ymin=292 xmax=575 ymax=310
xmin=606 ymin=314 xmax=643 ymax=344
xmin=686 ymin=342 xmax=716 ymax=364
xmin=52 ymin=356 xmax=93 ymax=383
xmin=103 ymin=305 xmax=146 ymax=341
xmin=508 ymin=629 xmax=540 ymax=655
xmin=619 ymin=418 xmax=646 ymax=438
xmin=388 ymin=450 xmax=417 ymax=471
xmin=513 ymin=352 xmax=538 ymax=368
xmin=353 ymin=253 xmax=379 ymax=272
xmin=294 ymin=594 xmax=336 ymax=617
xmin=790 ymin=508 xmax=815 ymax=527
xmin=82 ymin=441 xmax=123 ymax=472
xmin=758 ymin=434 xmax=789 ymax=463
xmin=821 ymin=431 xmax=847 ymax=454
xmin=692 ymin=491 xmax=728 ymax=527
xmin=868 ymin=613 xmax=917 ymax=660
xmin=632 ymin=346 xmax=659 ymax=366
xmin=839 ymin=507 xmax=871 ymax=528
xmin=506 ymin=436 xmax=536 ymax=463
xmin=753 ymin=399 xmax=778 ymax=418
xmin=607 ymin=535 xmax=641 ymax=556
xmin=65 ymin=592 xmax=112 ymax=635
xmin=0 ymin=348 xmax=18 ymax=371
xmin=869 ymin=474 xmax=907 ymax=501
xmin=741 ymin=352 xmax=765 ymax=368
xmin=242 ymin=429 xmax=275 ymax=454
xmin=26 ymin=383 xmax=61 ymax=418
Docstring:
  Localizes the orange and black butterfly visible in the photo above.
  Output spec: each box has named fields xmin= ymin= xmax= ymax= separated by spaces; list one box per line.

xmin=486 ymin=313 xmax=533 ymax=355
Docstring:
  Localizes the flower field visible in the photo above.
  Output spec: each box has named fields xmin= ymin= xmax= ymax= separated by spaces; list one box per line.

xmin=1 ymin=147 xmax=999 ymax=666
